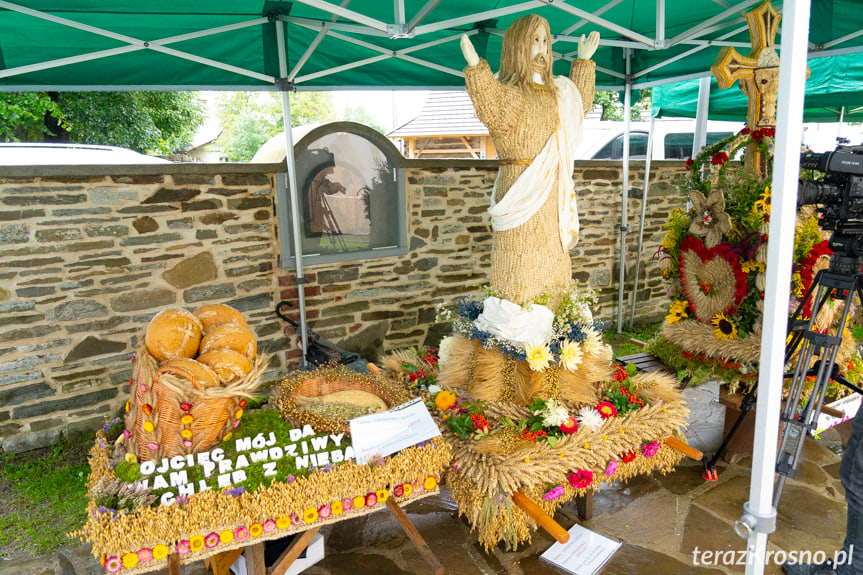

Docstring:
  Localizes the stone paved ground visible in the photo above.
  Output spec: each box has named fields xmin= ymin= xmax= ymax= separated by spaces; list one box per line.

xmin=1 ymin=429 xmax=847 ymax=575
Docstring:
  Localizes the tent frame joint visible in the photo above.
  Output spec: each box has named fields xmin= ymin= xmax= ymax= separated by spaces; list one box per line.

xmin=734 ymin=502 xmax=776 ymax=540
xmin=388 ymin=23 xmax=415 ymax=39
xmin=275 ymin=77 xmax=295 ymax=92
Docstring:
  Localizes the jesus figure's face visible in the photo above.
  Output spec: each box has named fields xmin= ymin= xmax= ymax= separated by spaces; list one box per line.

xmin=531 ymin=25 xmax=549 ymax=69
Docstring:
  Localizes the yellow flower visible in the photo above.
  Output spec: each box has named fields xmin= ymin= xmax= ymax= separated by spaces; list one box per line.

xmin=189 ymin=535 xmax=205 ymax=551
xmin=222 ymin=432 xmax=232 ymax=442
xmin=249 ymin=523 xmax=263 ymax=538
xmin=303 ymin=507 xmax=318 ymax=524
xmin=741 ymin=260 xmax=765 ymax=274
xmin=122 ymin=552 xmax=139 ymax=569
xmin=558 ymin=340 xmax=584 ymax=372
xmin=353 ymin=495 xmax=366 ymax=509
xmin=376 ymin=488 xmax=389 ymax=503
xmin=143 ymin=421 xmax=154 ymax=432
xmin=125 ymin=452 xmax=138 ymax=464
xmin=220 ymin=529 xmax=234 ymax=544
xmin=665 ymin=300 xmax=689 ymax=325
xmin=331 ymin=500 xmax=344 ymax=516
xmin=423 ymin=476 xmax=437 ymax=490
xmin=181 ymin=429 xmax=193 ymax=439
xmin=181 ymin=414 xmax=194 ymax=425
xmin=525 ymin=340 xmax=553 ymax=371
xmin=276 ymin=516 xmax=290 ymax=529
xmin=152 ymin=545 xmax=169 ymax=560
xmin=403 ymin=483 xmax=413 ymax=497
xmin=711 ymin=313 xmax=739 ymax=341
xmin=754 ymin=186 xmax=772 ymax=213
xmin=661 ymin=236 xmax=675 ymax=250
xmin=581 ymin=328 xmax=603 ymax=356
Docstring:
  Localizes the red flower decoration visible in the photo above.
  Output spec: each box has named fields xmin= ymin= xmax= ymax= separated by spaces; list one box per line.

xmin=711 ymin=152 xmax=729 ymax=165
xmin=596 ymin=401 xmax=618 ymax=419
xmin=621 ymin=450 xmax=637 ymax=463
xmin=685 ymin=157 xmax=694 ymax=170
xmin=612 ymin=364 xmax=628 ymax=382
xmin=762 ymin=127 xmax=775 ymax=137
xmin=567 ymin=469 xmax=593 ymax=489
xmin=738 ymin=126 xmax=751 ymax=135
xmin=751 ymin=129 xmax=764 ymax=141
xmin=470 ymin=413 xmax=489 ymax=431
xmin=520 ymin=428 xmax=548 ymax=442
xmin=559 ymin=417 xmax=578 ymax=434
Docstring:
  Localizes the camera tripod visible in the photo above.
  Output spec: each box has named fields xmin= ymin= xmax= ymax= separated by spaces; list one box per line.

xmin=702 ymin=254 xmax=863 ymax=510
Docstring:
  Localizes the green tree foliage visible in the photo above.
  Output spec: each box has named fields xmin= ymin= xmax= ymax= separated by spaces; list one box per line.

xmin=342 ymin=104 xmax=386 ymax=134
xmin=0 ymin=92 xmax=66 ymax=141
xmin=594 ymin=88 xmax=652 ymax=121
xmin=216 ymin=91 xmax=336 ymax=162
xmin=0 ymin=92 xmax=204 ymax=155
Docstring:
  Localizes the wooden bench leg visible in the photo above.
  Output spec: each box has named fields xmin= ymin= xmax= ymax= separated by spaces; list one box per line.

xmin=168 ymin=554 xmax=181 ymax=575
xmin=575 ymin=490 xmax=593 ymax=520
xmin=204 ymin=547 xmax=244 ymax=575
xmin=268 ymin=527 xmax=322 ymax=575
xmin=386 ymin=498 xmax=444 ymax=575
xmin=245 ymin=542 xmax=266 ymax=575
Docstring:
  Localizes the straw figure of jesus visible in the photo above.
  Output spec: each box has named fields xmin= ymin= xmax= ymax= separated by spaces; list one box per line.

xmin=461 ymin=16 xmax=599 ymax=317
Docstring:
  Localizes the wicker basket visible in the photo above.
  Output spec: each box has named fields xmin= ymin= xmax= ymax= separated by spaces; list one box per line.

xmin=273 ymin=365 xmax=412 ymax=435
xmin=125 ymin=343 xmax=265 ymax=461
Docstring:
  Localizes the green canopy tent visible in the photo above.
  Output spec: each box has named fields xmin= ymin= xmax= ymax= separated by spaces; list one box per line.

xmin=0 ymin=3 xmax=858 ymax=572
xmin=652 ymin=52 xmax=863 ymax=123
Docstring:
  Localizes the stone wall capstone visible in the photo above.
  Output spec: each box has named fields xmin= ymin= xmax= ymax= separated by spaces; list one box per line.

xmin=0 ymin=158 xmax=689 ymax=453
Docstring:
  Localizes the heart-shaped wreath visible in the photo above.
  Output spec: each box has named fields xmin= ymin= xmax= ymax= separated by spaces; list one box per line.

xmin=679 ymin=236 xmax=748 ymax=323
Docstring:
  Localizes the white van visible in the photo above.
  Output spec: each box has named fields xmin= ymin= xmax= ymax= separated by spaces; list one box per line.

xmin=574 ymin=118 xmax=746 ymax=161
xmin=0 ymin=143 xmax=171 ymax=165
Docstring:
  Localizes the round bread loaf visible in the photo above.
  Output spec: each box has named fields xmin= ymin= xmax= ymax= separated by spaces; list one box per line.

xmin=199 ymin=322 xmax=257 ymax=360
xmin=198 ymin=349 xmax=253 ymax=385
xmin=145 ymin=308 xmax=203 ymax=362
xmin=160 ymin=357 xmax=220 ymax=389
xmin=194 ymin=304 xmax=249 ymax=334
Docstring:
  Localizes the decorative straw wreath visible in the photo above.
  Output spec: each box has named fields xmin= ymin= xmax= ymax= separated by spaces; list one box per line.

xmin=272 ymin=365 xmax=413 ymax=435
xmin=650 ymin=127 xmax=863 ymax=395
xmin=384 ymin=347 xmax=690 ymax=551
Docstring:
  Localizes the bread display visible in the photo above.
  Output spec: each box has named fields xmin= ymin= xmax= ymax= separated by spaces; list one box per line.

xmin=160 ymin=357 xmax=221 ymax=389
xmin=194 ymin=303 xmax=249 ymax=334
xmin=197 ymin=349 xmax=253 ymax=385
xmin=144 ymin=308 xmax=203 ymax=361
xmin=199 ymin=322 xmax=257 ymax=360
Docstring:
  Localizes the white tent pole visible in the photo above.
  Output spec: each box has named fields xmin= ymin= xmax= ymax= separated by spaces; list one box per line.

xmin=617 ymin=48 xmax=632 ymax=333
xmin=693 ymin=76 xmax=711 ymax=157
xmin=741 ymin=0 xmax=811 ymax=573
xmin=838 ymin=105 xmax=846 ymax=144
xmin=275 ymin=19 xmax=311 ymax=368
xmin=629 ymin=114 xmax=655 ymax=328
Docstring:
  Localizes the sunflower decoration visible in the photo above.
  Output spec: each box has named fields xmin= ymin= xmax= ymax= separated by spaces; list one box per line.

xmin=710 ymin=313 xmax=738 ymax=341
xmin=753 ymin=186 xmax=771 ymax=214
xmin=665 ymin=300 xmax=689 ymax=325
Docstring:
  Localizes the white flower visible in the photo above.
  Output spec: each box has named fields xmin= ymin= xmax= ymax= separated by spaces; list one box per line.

xmin=427 ymin=384 xmax=443 ymax=396
xmin=582 ymin=328 xmax=603 ymax=356
xmin=558 ymin=340 xmax=584 ymax=372
xmin=540 ymin=399 xmax=570 ymax=427
xmin=437 ymin=336 xmax=456 ymax=368
xmin=525 ymin=340 xmax=553 ymax=371
xmin=576 ymin=406 xmax=604 ymax=431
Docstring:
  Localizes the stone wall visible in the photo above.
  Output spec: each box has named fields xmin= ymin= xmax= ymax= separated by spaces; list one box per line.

xmin=277 ymin=160 xmax=690 ymax=363
xmin=0 ymin=164 xmax=288 ymax=453
xmin=0 ymin=158 xmax=688 ymax=453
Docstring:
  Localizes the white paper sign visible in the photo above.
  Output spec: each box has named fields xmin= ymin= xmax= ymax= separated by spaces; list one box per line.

xmin=540 ymin=524 xmax=621 ymax=575
xmin=349 ymin=397 xmax=441 ymax=464
xmin=816 ymin=393 xmax=862 ymax=433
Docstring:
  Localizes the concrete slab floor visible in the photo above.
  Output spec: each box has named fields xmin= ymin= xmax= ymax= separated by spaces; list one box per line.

xmin=4 ymin=431 xmax=848 ymax=575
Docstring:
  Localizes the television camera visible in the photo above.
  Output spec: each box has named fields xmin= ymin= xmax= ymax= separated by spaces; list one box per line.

xmin=798 ymin=145 xmax=863 ymax=274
